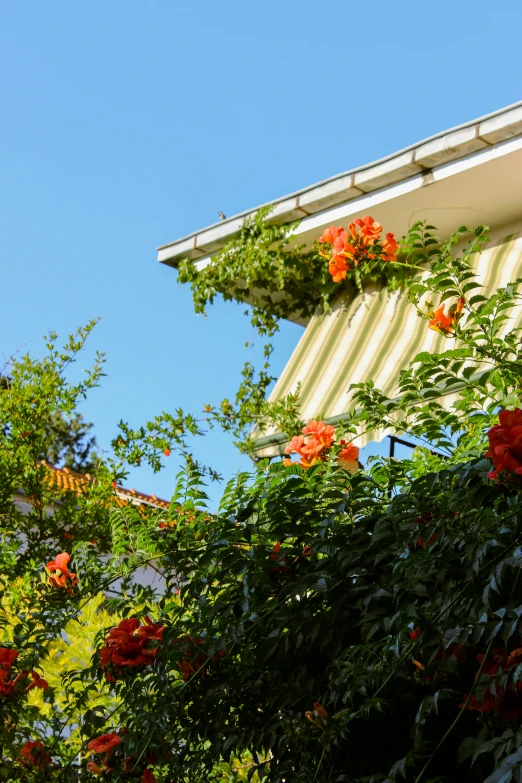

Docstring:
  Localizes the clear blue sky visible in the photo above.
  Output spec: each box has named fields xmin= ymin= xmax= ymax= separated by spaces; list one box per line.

xmin=1 ymin=1 xmax=521 ymax=508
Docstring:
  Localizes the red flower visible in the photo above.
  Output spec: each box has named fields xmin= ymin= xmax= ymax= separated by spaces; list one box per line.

xmin=312 ymin=702 xmax=330 ymax=720
xmin=20 ymin=740 xmax=51 ymax=768
xmin=412 ymin=514 xmax=437 ymax=548
xmin=87 ymin=761 xmax=104 ymax=776
xmin=174 ymin=636 xmax=213 ymax=680
xmin=285 ymin=420 xmax=338 ymax=469
xmin=428 ymin=297 xmax=465 ymax=335
xmin=382 ymin=232 xmax=398 ymax=262
xmin=319 ymin=227 xmax=356 ymax=281
xmin=486 ymin=408 xmax=522 ymax=480
xmin=0 ymin=648 xmax=24 ymax=698
xmin=462 ymin=646 xmax=522 ymax=718
xmin=318 ymin=225 xmax=345 ymax=245
xmin=0 ymin=648 xmax=18 ymax=674
xmin=352 ymin=215 xmax=382 ymax=245
xmin=269 ymin=541 xmax=293 ymax=579
xmin=24 ymin=670 xmax=49 ymax=692
xmin=284 ymin=434 xmax=306 ymax=457
xmin=302 ymin=420 xmax=335 ymax=448
xmin=142 ymin=770 xmax=157 ymax=783
xmin=46 ymin=551 xmax=78 ymax=593
xmin=338 ymin=441 xmax=359 ymax=464
xmin=305 ymin=702 xmax=331 ymax=726
xmin=409 ymin=627 xmax=420 ymax=641
xmin=428 ymin=305 xmax=453 ymax=334
xmin=163 ymin=449 xmax=171 ymax=457
xmin=137 ymin=616 xmax=164 ymax=643
xmin=328 ymin=255 xmax=351 ymax=283
xmin=508 ymin=648 xmax=522 ymax=667
xmin=99 ymin=617 xmax=163 ymax=679
xmin=319 ymin=216 xmax=397 ymax=282
xmin=118 ymin=618 xmax=140 ymax=634
xmin=87 ymin=732 xmax=121 ymax=754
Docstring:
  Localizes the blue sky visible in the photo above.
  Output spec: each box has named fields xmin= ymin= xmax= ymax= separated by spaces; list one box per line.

xmin=1 ymin=1 xmax=521 ymax=508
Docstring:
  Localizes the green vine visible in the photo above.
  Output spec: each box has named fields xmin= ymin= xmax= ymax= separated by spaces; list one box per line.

xmin=177 ymin=205 xmax=416 ymax=339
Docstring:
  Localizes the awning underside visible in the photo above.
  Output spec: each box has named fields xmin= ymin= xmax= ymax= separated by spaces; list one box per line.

xmin=252 ymin=226 xmax=522 ymax=457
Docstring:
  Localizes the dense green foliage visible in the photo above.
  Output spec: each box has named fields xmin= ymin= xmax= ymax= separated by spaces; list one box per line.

xmin=2 ymin=216 xmax=522 ymax=782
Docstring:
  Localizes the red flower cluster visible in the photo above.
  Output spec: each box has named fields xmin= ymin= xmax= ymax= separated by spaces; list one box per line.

xmin=99 ymin=617 xmax=163 ymax=681
xmin=0 ymin=648 xmax=48 ymax=698
xmin=464 ymin=646 xmax=522 ymax=720
xmin=174 ymin=636 xmax=225 ymax=680
xmin=284 ymin=420 xmax=359 ymax=470
xmin=485 ymin=408 xmax=522 ymax=481
xmin=46 ymin=552 xmax=78 ymax=595
xmin=0 ymin=648 xmax=20 ymax=697
xmin=338 ymin=439 xmax=359 ymax=467
xmin=318 ymin=216 xmax=398 ymax=282
xmin=19 ymin=740 xmax=51 ymax=769
xmin=269 ymin=542 xmax=312 ymax=580
xmin=87 ymin=732 xmax=121 ymax=777
xmin=428 ymin=296 xmax=465 ymax=335
xmin=305 ymin=702 xmax=331 ymax=727
xmin=175 ymin=636 xmax=207 ymax=680
xmin=87 ymin=732 xmax=157 ymax=780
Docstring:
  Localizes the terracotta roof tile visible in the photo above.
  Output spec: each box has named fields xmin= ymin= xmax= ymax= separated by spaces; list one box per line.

xmin=43 ymin=463 xmax=170 ymax=510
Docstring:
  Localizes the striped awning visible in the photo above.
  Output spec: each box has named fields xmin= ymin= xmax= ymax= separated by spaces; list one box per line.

xmin=253 ymin=226 xmax=522 ymax=457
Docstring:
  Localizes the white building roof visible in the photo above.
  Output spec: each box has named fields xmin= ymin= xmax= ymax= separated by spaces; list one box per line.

xmin=158 ymin=101 xmax=522 ymax=272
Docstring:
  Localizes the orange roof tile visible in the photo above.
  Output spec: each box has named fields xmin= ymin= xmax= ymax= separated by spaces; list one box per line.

xmin=44 ymin=463 xmax=170 ymax=510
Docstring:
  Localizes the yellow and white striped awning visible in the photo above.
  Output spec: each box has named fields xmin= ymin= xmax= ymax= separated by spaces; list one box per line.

xmin=253 ymin=225 xmax=522 ymax=457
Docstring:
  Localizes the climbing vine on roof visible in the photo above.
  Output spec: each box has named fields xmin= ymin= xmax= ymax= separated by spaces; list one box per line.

xmin=177 ymin=206 xmax=420 ymax=338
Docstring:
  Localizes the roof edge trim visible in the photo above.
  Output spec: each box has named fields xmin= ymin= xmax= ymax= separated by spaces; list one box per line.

xmin=158 ymin=101 xmax=522 ymax=265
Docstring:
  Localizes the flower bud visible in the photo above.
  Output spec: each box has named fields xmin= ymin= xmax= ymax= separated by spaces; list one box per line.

xmin=313 ymin=702 xmax=330 ymax=720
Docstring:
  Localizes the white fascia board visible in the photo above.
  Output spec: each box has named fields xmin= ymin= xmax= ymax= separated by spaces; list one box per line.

xmin=158 ymin=102 xmax=522 ymax=266
xmin=190 ymin=134 xmax=522 ymax=273
xmin=292 ymin=134 xmax=522 ymax=236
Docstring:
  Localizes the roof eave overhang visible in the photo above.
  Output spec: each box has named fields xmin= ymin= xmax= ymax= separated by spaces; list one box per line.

xmin=158 ymin=102 xmax=522 ymax=269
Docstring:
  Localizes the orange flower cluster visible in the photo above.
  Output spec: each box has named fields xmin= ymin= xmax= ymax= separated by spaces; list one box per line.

xmin=174 ymin=636 xmax=225 ymax=681
xmin=99 ymin=617 xmax=163 ymax=681
xmin=318 ymin=216 xmax=398 ymax=282
xmin=486 ymin=408 xmax=522 ymax=481
xmin=0 ymin=648 xmax=48 ymax=698
xmin=19 ymin=740 xmax=51 ymax=769
xmin=284 ymin=420 xmax=359 ymax=469
xmin=46 ymin=551 xmax=78 ymax=595
xmin=338 ymin=439 xmax=360 ymax=465
xmin=428 ymin=296 xmax=465 ymax=335
xmin=463 ymin=646 xmax=522 ymax=720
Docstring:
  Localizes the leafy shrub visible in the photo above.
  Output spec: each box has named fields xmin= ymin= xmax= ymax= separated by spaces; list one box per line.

xmin=2 ymin=215 xmax=522 ymax=782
